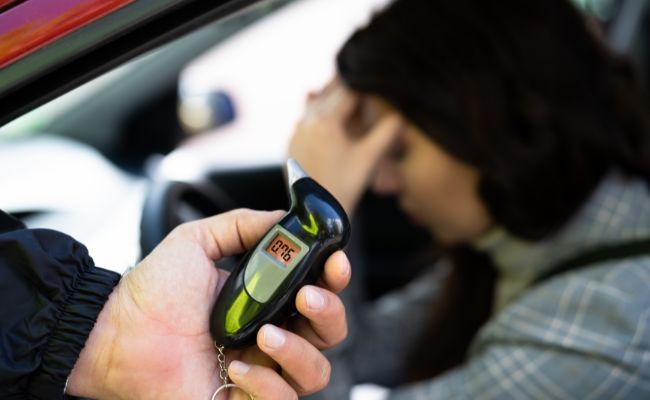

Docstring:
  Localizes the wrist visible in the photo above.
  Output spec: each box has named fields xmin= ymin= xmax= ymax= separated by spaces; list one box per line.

xmin=66 ymin=286 xmax=120 ymax=398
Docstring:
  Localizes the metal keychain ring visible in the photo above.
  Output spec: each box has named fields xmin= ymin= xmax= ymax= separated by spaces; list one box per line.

xmin=211 ymin=383 xmax=254 ymax=400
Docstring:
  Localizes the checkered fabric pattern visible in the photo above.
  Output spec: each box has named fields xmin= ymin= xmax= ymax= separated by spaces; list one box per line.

xmin=386 ymin=171 xmax=650 ymax=399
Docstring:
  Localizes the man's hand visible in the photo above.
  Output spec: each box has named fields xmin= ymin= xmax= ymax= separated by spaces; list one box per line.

xmin=67 ymin=209 xmax=351 ymax=399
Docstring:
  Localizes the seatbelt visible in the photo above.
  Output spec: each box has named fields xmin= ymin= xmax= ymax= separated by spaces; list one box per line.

xmin=535 ymin=238 xmax=650 ymax=284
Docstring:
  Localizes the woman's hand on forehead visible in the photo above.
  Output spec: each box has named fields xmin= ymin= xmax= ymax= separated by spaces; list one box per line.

xmin=289 ymin=77 xmax=403 ymax=216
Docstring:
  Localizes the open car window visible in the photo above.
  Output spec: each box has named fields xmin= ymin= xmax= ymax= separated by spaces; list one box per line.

xmin=0 ymin=0 xmax=265 ymax=125
xmin=0 ymin=0 xmax=296 ymax=270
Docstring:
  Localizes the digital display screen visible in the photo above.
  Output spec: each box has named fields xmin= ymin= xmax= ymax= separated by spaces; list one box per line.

xmin=265 ymin=233 xmax=301 ymax=267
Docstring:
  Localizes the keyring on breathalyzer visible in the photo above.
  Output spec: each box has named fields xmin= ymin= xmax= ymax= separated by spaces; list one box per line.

xmin=213 ymin=343 xmax=255 ymax=400
xmin=210 ymin=158 xmax=350 ymax=349
xmin=211 ymin=384 xmax=254 ymax=400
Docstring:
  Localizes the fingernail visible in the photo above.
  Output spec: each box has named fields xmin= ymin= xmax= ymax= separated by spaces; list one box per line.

xmin=229 ymin=360 xmax=251 ymax=376
xmin=263 ymin=325 xmax=286 ymax=349
xmin=305 ymin=287 xmax=326 ymax=310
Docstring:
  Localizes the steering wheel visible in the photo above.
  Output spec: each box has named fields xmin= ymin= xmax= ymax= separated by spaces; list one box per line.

xmin=139 ymin=178 xmax=237 ymax=258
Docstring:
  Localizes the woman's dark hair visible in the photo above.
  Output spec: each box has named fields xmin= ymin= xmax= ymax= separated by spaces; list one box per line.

xmin=337 ymin=0 xmax=650 ymax=382
xmin=338 ymin=0 xmax=650 ymax=239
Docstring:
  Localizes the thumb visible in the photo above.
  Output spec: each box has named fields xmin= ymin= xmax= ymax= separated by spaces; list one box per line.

xmin=181 ymin=208 xmax=285 ymax=261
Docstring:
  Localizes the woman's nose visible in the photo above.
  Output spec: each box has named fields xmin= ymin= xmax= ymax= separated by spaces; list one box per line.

xmin=371 ymin=158 xmax=401 ymax=195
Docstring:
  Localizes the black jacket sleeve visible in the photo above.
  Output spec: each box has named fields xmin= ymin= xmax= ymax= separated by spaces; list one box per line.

xmin=0 ymin=211 xmax=121 ymax=399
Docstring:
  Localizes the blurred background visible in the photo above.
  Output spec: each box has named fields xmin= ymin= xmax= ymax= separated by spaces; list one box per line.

xmin=0 ymin=0 xmax=648 ymax=286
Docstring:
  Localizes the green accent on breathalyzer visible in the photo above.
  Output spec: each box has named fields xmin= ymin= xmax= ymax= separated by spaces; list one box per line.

xmin=225 ymin=287 xmax=262 ymax=334
xmin=301 ymin=212 xmax=319 ymax=235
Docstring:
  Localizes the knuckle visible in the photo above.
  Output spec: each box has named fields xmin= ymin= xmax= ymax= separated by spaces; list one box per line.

xmin=315 ymin=360 xmax=332 ymax=392
xmin=170 ymin=221 xmax=192 ymax=237
xmin=330 ymin=294 xmax=345 ymax=314
xmin=321 ymin=327 xmax=345 ymax=349
xmin=293 ymin=359 xmax=331 ymax=395
xmin=276 ymin=388 xmax=299 ymax=400
xmin=300 ymin=112 xmax=320 ymax=125
xmin=333 ymin=321 xmax=349 ymax=347
xmin=317 ymin=299 xmax=348 ymax=348
xmin=332 ymin=304 xmax=348 ymax=332
xmin=279 ymin=383 xmax=300 ymax=400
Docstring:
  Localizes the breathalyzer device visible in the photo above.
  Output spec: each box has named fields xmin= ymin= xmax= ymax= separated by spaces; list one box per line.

xmin=210 ymin=159 xmax=350 ymax=348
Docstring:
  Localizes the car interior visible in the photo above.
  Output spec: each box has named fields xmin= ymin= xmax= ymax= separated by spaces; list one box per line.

xmin=0 ymin=0 xmax=648 ymax=303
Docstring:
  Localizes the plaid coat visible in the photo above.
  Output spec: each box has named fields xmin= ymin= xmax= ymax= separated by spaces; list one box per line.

xmin=321 ymin=171 xmax=650 ymax=400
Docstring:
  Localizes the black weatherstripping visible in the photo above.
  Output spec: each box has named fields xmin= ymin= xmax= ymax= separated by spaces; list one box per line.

xmin=0 ymin=0 xmax=263 ymax=126
xmin=210 ymin=176 xmax=351 ymax=348
xmin=0 ymin=0 xmax=27 ymax=14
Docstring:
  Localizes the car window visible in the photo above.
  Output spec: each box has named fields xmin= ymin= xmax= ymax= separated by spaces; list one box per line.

xmin=0 ymin=0 xmax=388 ymax=270
xmin=0 ymin=0 xmax=295 ymax=270
xmin=0 ymin=0 xmax=293 ymax=146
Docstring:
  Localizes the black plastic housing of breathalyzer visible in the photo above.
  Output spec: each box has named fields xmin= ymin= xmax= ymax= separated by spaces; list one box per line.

xmin=210 ymin=161 xmax=350 ymax=348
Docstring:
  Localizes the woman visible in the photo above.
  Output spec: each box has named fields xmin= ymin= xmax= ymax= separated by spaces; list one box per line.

xmin=289 ymin=0 xmax=650 ymax=397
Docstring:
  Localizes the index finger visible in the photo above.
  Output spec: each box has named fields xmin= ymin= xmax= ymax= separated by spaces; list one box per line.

xmin=310 ymin=83 xmax=360 ymax=124
xmin=330 ymin=86 xmax=360 ymax=123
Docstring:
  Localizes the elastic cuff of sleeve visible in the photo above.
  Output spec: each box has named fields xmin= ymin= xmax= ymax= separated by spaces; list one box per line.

xmin=28 ymin=266 xmax=121 ymax=400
